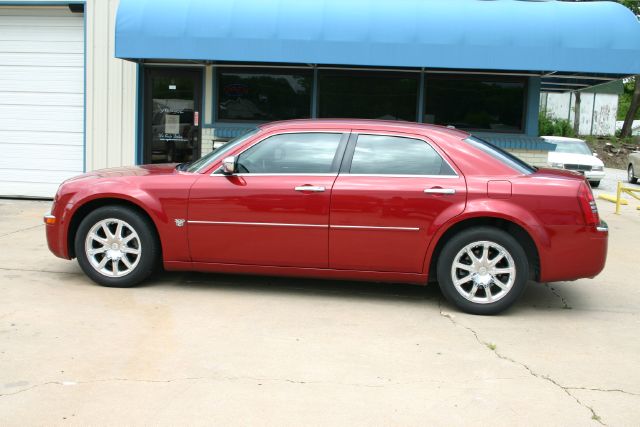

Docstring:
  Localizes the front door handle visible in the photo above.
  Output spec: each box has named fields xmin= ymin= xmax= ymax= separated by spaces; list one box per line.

xmin=424 ymin=188 xmax=456 ymax=195
xmin=295 ymin=185 xmax=325 ymax=192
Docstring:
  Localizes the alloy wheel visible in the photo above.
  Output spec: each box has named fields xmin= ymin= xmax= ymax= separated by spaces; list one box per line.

xmin=450 ymin=240 xmax=516 ymax=304
xmin=84 ymin=218 xmax=141 ymax=277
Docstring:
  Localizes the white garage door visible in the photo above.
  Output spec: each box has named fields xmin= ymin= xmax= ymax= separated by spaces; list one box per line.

xmin=0 ymin=6 xmax=83 ymax=198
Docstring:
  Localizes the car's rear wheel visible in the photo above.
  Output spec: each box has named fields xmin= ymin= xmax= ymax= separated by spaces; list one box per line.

xmin=437 ymin=227 xmax=529 ymax=315
xmin=75 ymin=205 xmax=159 ymax=287
xmin=589 ymin=180 xmax=600 ymax=188
xmin=629 ymin=164 xmax=638 ymax=184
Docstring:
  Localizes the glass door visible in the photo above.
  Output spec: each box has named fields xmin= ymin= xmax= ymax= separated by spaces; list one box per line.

xmin=144 ymin=68 xmax=202 ymax=164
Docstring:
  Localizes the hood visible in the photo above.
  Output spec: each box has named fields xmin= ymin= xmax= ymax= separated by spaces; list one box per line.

xmin=547 ymin=151 xmax=604 ymax=167
xmin=65 ymin=164 xmax=180 ymax=182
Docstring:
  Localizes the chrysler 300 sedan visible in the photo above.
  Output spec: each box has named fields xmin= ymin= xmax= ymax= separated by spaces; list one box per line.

xmin=45 ymin=119 xmax=608 ymax=314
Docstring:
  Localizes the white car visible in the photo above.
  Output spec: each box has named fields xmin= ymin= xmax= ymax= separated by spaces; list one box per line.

xmin=542 ymin=136 xmax=605 ymax=187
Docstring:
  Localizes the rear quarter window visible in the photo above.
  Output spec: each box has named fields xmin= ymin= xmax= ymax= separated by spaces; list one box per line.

xmin=464 ymin=136 xmax=536 ymax=175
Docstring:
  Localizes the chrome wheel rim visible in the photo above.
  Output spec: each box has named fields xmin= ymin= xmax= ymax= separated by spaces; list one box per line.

xmin=450 ymin=240 xmax=516 ymax=304
xmin=630 ymin=166 xmax=634 ymax=182
xmin=85 ymin=218 xmax=141 ymax=277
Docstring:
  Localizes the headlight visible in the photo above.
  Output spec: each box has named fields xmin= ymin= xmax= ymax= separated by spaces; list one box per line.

xmin=550 ymin=162 xmax=564 ymax=168
xmin=592 ymin=165 xmax=604 ymax=171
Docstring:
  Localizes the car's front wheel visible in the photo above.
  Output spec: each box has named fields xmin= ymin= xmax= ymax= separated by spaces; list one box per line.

xmin=589 ymin=180 xmax=600 ymax=188
xmin=437 ymin=227 xmax=529 ymax=315
xmin=629 ymin=164 xmax=638 ymax=184
xmin=75 ymin=205 xmax=159 ymax=287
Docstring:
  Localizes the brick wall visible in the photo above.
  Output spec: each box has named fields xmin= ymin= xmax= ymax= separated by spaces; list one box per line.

xmin=508 ymin=149 xmax=549 ymax=167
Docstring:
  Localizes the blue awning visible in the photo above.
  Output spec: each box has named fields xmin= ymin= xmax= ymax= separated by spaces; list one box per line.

xmin=115 ymin=0 xmax=640 ymax=76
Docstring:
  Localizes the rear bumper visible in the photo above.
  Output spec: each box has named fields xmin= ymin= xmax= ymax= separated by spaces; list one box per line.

xmin=539 ymin=221 xmax=608 ymax=282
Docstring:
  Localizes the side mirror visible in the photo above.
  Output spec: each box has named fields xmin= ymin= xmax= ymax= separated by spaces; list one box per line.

xmin=593 ymin=152 xmax=599 ymax=157
xmin=221 ymin=156 xmax=237 ymax=174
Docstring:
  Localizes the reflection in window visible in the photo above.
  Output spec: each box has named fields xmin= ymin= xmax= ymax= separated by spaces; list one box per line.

xmin=237 ymin=133 xmax=342 ymax=174
xmin=319 ymin=72 xmax=418 ymax=121
xmin=218 ymin=70 xmax=312 ymax=121
xmin=424 ymin=77 xmax=526 ymax=132
xmin=350 ymin=135 xmax=455 ymax=175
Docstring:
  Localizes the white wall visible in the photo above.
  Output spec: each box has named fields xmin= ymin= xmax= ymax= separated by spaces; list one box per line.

xmin=541 ymin=92 xmax=619 ymax=136
xmin=85 ymin=0 xmax=137 ymax=171
xmin=12 ymin=0 xmax=138 ymax=173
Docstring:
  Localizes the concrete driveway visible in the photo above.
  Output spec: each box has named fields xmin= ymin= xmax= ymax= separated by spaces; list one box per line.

xmin=592 ymin=167 xmax=640 ymax=196
xmin=1 ymin=195 xmax=639 ymax=426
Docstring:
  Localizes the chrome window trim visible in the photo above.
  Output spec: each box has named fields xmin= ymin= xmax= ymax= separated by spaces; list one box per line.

xmin=210 ymin=171 xmax=338 ymax=177
xmin=342 ymin=174 xmax=459 ymax=179
xmin=347 ymin=131 xmax=460 ymax=178
xmin=209 ymin=130 xmax=348 ymax=176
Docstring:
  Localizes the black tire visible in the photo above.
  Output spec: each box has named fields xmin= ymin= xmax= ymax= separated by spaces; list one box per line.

xmin=589 ymin=180 xmax=600 ymax=188
xmin=437 ymin=227 xmax=529 ymax=315
xmin=629 ymin=164 xmax=638 ymax=184
xmin=74 ymin=205 xmax=160 ymax=287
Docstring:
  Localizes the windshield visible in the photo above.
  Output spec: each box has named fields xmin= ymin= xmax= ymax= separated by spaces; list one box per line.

xmin=549 ymin=140 xmax=592 ymax=156
xmin=185 ymin=128 xmax=259 ymax=173
xmin=464 ymin=136 xmax=536 ymax=174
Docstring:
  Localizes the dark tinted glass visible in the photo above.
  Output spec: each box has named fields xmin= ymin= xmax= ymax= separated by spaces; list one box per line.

xmin=350 ymin=135 xmax=455 ymax=175
xmin=237 ymin=133 xmax=342 ymax=174
xmin=465 ymin=136 xmax=535 ymax=174
xmin=319 ymin=72 xmax=418 ymax=121
xmin=218 ymin=71 xmax=312 ymax=121
xmin=424 ymin=77 xmax=525 ymax=132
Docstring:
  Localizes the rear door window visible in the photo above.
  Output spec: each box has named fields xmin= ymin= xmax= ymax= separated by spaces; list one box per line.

xmin=349 ymin=134 xmax=456 ymax=176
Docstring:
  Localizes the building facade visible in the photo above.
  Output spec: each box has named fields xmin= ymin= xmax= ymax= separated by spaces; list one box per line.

xmin=540 ymin=81 xmax=624 ymax=137
xmin=1 ymin=0 xmax=640 ymax=198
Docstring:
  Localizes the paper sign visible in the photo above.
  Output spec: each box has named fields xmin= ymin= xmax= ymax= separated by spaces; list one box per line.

xmin=165 ymin=114 xmax=180 ymax=134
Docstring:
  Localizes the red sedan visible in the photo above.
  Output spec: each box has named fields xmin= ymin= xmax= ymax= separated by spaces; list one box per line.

xmin=45 ymin=120 xmax=608 ymax=314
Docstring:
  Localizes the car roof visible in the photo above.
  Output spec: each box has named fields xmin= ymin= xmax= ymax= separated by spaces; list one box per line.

xmin=541 ymin=136 xmax=587 ymax=143
xmin=259 ymin=119 xmax=470 ymax=140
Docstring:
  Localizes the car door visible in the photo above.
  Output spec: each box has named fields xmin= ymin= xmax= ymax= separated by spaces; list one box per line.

xmin=188 ymin=131 xmax=348 ymax=268
xmin=329 ymin=132 xmax=467 ymax=273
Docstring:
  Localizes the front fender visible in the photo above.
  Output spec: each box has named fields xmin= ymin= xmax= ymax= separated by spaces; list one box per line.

xmin=58 ymin=176 xmax=194 ymax=262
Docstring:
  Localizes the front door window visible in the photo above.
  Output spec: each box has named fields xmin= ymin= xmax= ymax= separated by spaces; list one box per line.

xmin=144 ymin=69 xmax=201 ymax=164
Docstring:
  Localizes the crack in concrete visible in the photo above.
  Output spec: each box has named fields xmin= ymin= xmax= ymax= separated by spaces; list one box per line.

xmin=438 ymin=298 xmax=605 ymax=425
xmin=566 ymin=386 xmax=640 ymax=397
xmin=0 ymin=224 xmax=43 ymax=239
xmin=544 ymin=283 xmax=573 ymax=309
xmin=0 ymin=267 xmax=82 ymax=276
xmin=0 ymin=375 xmax=455 ymax=399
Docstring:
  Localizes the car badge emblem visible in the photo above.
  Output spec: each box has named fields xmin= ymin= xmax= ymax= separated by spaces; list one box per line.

xmin=174 ymin=219 xmax=186 ymax=227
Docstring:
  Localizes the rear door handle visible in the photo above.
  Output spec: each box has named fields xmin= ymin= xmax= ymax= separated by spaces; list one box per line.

xmin=424 ymin=188 xmax=456 ymax=195
xmin=295 ymin=185 xmax=325 ymax=192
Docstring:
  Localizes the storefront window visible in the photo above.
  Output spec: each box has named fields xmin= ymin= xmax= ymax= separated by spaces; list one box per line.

xmin=424 ymin=76 xmax=526 ymax=132
xmin=318 ymin=71 xmax=419 ymax=121
xmin=217 ymin=70 xmax=312 ymax=121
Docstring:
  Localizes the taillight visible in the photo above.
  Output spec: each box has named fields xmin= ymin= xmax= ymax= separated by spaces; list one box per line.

xmin=578 ymin=181 xmax=599 ymax=226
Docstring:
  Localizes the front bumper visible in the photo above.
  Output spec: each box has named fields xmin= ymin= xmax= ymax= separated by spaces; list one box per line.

xmin=45 ymin=211 xmax=71 ymax=260
xmin=583 ymin=170 xmax=606 ymax=181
